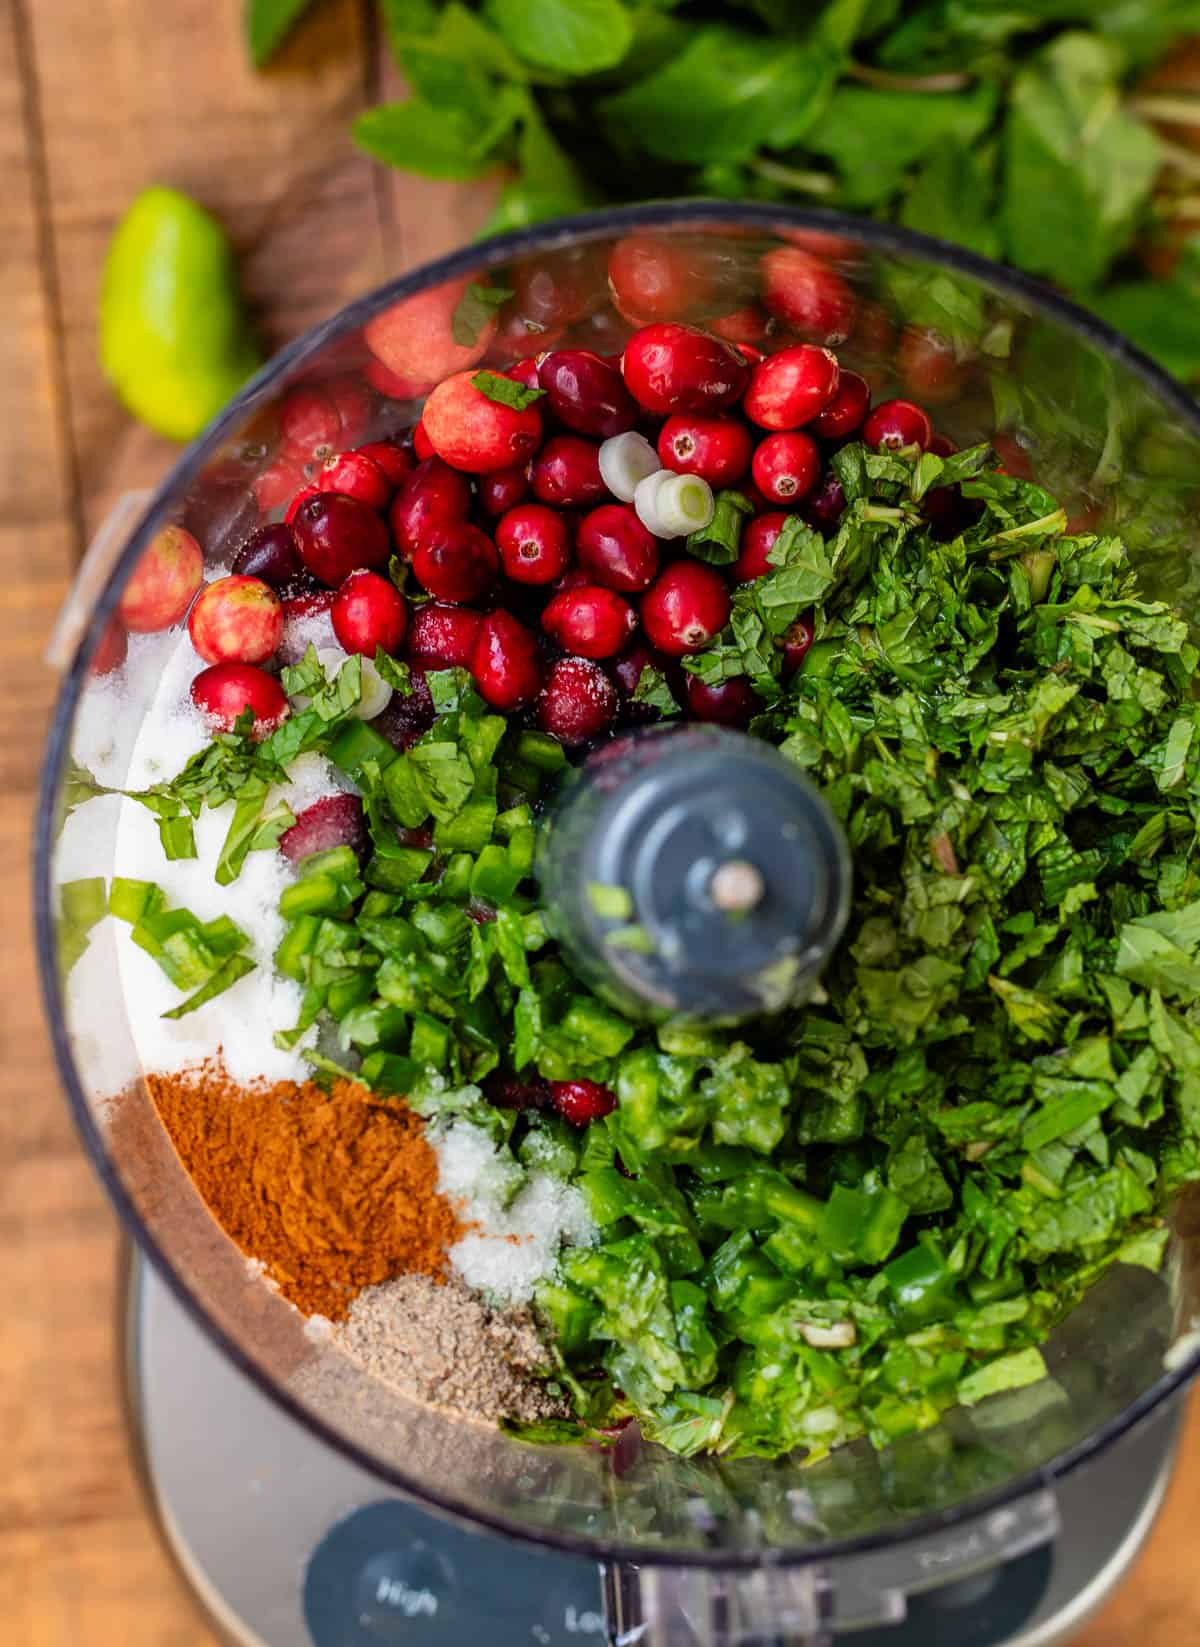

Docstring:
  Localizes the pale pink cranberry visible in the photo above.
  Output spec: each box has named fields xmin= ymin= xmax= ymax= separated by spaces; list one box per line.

xmin=188 ymin=575 xmax=283 ymax=666
xmin=118 ymin=525 xmax=203 ymax=633
xmin=421 ymin=370 xmax=543 ymax=474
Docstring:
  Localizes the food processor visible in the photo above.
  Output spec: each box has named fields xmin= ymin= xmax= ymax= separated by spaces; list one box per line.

xmin=34 ymin=203 xmax=1200 ymax=1647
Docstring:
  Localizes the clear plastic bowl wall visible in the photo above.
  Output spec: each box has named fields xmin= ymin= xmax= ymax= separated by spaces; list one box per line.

xmin=35 ymin=204 xmax=1200 ymax=1570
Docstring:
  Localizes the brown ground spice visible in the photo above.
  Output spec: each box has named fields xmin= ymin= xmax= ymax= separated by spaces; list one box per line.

xmin=147 ymin=1064 xmax=462 ymax=1319
xmin=330 ymin=1270 xmax=571 ymax=1425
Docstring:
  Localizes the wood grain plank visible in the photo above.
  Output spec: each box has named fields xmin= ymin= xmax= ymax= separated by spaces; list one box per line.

xmin=0 ymin=0 xmax=207 ymax=1639
xmin=23 ymin=0 xmax=383 ymax=540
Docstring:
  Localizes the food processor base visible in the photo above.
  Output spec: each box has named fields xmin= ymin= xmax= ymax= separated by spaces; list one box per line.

xmin=122 ymin=1246 xmax=1183 ymax=1647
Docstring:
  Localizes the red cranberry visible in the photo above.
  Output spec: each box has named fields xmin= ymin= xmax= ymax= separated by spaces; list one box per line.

xmin=332 ymin=570 xmax=408 ymax=655
xmin=190 ymin=662 xmax=288 ymax=736
xmin=119 ymin=526 xmax=204 ymax=634
xmin=280 ymin=385 xmax=340 ymax=459
xmin=293 ymin=493 xmax=391 ymax=586
xmin=283 ymin=584 xmax=334 ymax=626
xmin=507 ymin=246 xmax=605 ymax=335
xmin=253 ymin=455 xmax=307 ymax=514
xmin=744 ymin=345 xmax=840 ymax=431
xmin=709 ymin=304 xmax=769 ymax=345
xmin=576 ymin=505 xmax=659 ymax=593
xmin=810 ymin=370 xmax=871 ymax=440
xmin=853 ymin=299 xmax=896 ymax=363
xmin=365 ymin=276 xmax=494 ymax=387
xmin=355 ymin=440 xmax=414 ymax=487
xmin=471 ymin=610 xmax=543 ymax=710
xmin=323 ymin=375 xmax=373 ymax=446
xmin=319 ymin=449 xmax=393 ymax=511
xmin=783 ymin=614 xmax=815 ymax=675
xmin=496 ymin=504 xmax=573 ymax=586
xmin=422 ymin=370 xmax=543 ymax=474
xmin=657 ymin=416 xmax=752 ymax=488
xmin=411 ymin=521 xmax=499 ymax=604
xmin=752 ymin=433 xmax=820 ymax=505
xmin=861 ymin=399 xmax=933 ymax=454
xmin=188 ymin=575 xmax=283 ymax=666
xmin=779 ymin=226 xmax=862 ymax=261
xmin=538 ymin=349 xmax=638 ymax=439
xmin=413 ymin=420 xmax=435 ymax=461
xmin=761 ymin=247 xmax=856 ymax=343
xmin=929 ymin=433 xmax=957 ymax=458
xmin=622 ymin=323 xmax=749 ymax=415
xmin=549 ymin=1079 xmax=617 ymax=1126
xmin=484 ymin=1072 xmax=552 ymax=1111
xmin=538 ymin=657 xmax=618 ymax=746
xmin=923 ymin=484 xmax=984 ymax=542
xmin=641 ymin=563 xmax=731 ymax=656
xmin=542 ymin=585 xmax=637 ymax=660
xmin=685 ymin=674 xmax=758 ymax=727
xmin=389 ymin=457 xmax=473 ymax=558
xmin=372 ymin=666 xmax=436 ymax=751
xmin=607 ymin=641 xmax=680 ymax=722
xmin=608 ymin=235 xmax=715 ymax=323
xmin=896 ymin=327 xmax=969 ymax=407
xmin=734 ymin=512 xmax=788 ymax=582
xmin=90 ymin=615 xmax=128 ymax=676
xmin=364 ymin=358 xmax=425 ymax=400
xmin=531 ymin=435 xmax=607 ymax=509
xmin=405 ymin=602 xmax=482 ymax=670
xmin=507 ymin=355 xmax=542 ymax=390
xmin=284 ymin=483 xmax=322 ymax=526
xmin=992 ymin=431 xmax=1034 ymax=479
xmin=279 ymin=793 xmax=367 ymax=865
xmin=232 ymin=522 xmax=304 ymax=590
xmin=799 ymin=471 xmax=846 ymax=534
xmin=479 ymin=463 xmax=530 ymax=516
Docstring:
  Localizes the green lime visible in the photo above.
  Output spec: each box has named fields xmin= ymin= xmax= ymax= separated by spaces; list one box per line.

xmin=100 ymin=185 xmax=261 ymax=442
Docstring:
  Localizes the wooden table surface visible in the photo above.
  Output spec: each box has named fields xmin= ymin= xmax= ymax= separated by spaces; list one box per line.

xmin=4 ymin=1 xmax=1200 ymax=1641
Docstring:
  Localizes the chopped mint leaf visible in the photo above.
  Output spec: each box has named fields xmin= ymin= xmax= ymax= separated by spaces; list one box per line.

xmin=631 ymin=665 xmax=681 ymax=717
xmin=451 ymin=282 xmax=513 ymax=347
xmin=472 ymin=369 xmax=545 ymax=410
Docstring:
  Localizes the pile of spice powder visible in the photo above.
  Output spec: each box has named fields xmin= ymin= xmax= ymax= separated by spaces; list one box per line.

xmin=328 ymin=1271 xmax=571 ymax=1425
xmin=147 ymin=1064 xmax=462 ymax=1318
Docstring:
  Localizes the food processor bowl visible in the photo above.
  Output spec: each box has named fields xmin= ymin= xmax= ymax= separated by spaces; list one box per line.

xmin=34 ymin=204 xmax=1200 ymax=1645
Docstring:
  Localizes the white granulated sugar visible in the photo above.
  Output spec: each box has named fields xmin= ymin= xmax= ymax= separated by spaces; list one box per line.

xmin=71 ymin=627 xmax=197 ymax=788
xmin=63 ymin=913 xmax=140 ymax=1105
xmin=433 ymin=1120 xmax=596 ymax=1305
xmin=280 ymin=604 xmax=337 ymax=666
xmin=268 ymin=750 xmax=351 ymax=815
